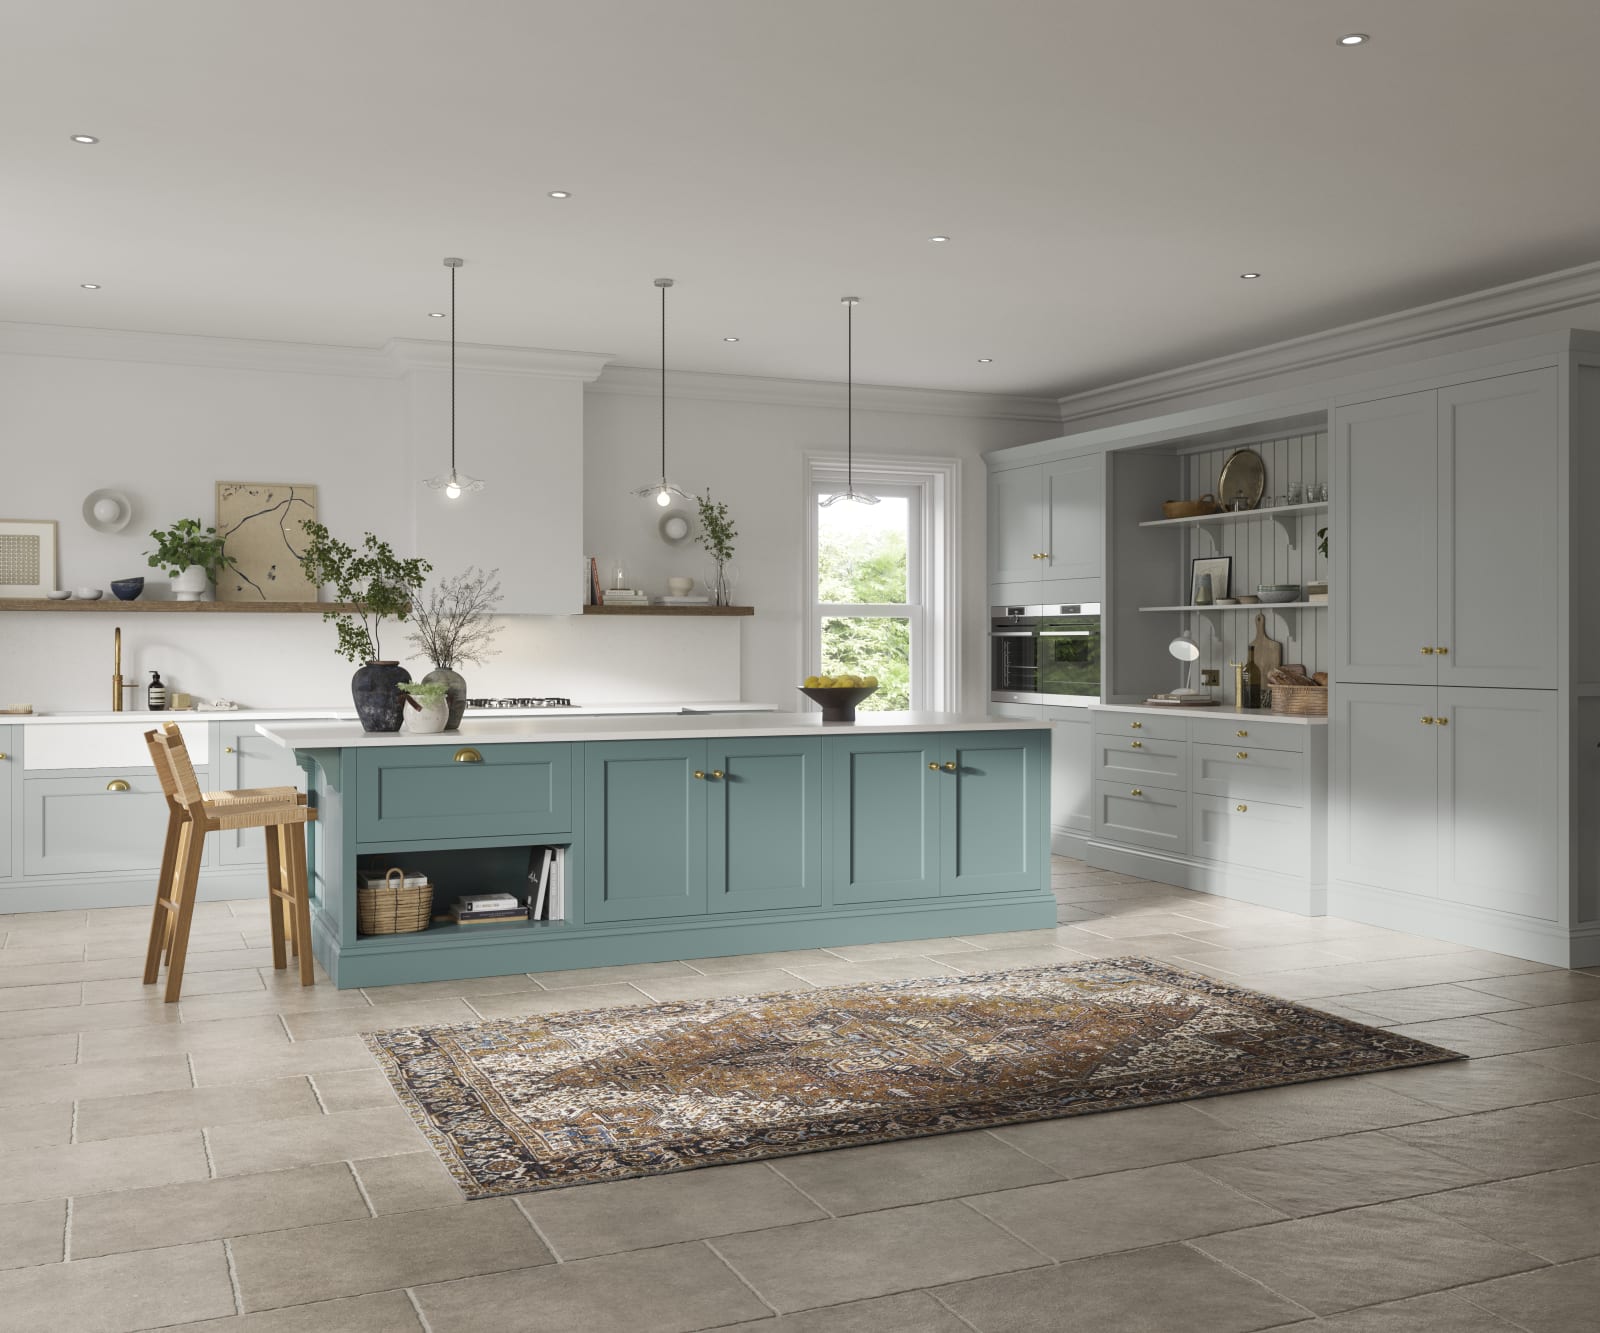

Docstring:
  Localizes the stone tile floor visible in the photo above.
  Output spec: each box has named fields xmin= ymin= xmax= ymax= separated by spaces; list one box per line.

xmin=0 ymin=856 xmax=1596 ymax=1331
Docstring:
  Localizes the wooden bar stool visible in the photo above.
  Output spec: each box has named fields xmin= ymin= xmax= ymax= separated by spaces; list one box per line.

xmin=143 ymin=722 xmax=317 ymax=1002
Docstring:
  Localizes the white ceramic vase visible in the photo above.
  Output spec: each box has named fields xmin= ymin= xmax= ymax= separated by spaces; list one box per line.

xmin=170 ymin=564 xmax=209 ymax=602
xmin=406 ymin=696 xmax=450 ymax=734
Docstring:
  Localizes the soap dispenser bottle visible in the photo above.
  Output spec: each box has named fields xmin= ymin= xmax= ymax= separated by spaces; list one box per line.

xmin=147 ymin=671 xmax=168 ymax=712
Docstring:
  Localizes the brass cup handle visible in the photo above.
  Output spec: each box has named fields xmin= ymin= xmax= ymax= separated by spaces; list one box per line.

xmin=1131 ymin=721 xmax=1143 ymax=730
xmin=453 ymin=748 xmax=484 ymax=763
xmin=1236 ymin=803 xmax=1248 ymax=813
xmin=1236 ymin=751 xmax=1248 ymax=759
xmin=1130 ymin=740 xmax=1143 ymax=749
xmin=1130 ymin=787 xmax=1143 ymax=797
xmin=693 ymin=770 xmax=706 ymax=780
xmin=1236 ymin=730 xmax=1248 ymax=738
xmin=106 ymin=779 xmax=131 ymax=792
xmin=942 ymin=761 xmax=958 ymax=773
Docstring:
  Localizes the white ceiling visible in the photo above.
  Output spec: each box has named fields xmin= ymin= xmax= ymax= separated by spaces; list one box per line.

xmin=7 ymin=0 xmax=1600 ymax=399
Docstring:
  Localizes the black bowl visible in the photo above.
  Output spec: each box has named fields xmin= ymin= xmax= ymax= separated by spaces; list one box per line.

xmin=799 ymin=684 xmax=878 ymax=723
xmin=110 ymin=577 xmax=145 ymax=602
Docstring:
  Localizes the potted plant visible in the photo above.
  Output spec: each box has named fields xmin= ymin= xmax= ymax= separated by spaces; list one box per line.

xmin=146 ymin=518 xmax=236 ymax=601
xmin=398 ymin=679 xmax=451 ymax=735
xmin=298 ymin=522 xmax=432 ymax=733
xmin=407 ymin=567 xmax=503 ymax=730
xmin=695 ymin=489 xmax=738 ymax=606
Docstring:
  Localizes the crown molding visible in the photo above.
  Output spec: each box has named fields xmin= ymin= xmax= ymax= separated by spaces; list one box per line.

xmin=590 ymin=363 xmax=1060 ymax=422
xmin=383 ymin=339 xmax=612 ymax=381
xmin=1055 ymin=259 xmax=1600 ymax=426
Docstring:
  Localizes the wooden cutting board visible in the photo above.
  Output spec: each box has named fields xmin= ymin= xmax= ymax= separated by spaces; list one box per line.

xmin=1251 ymin=613 xmax=1283 ymax=675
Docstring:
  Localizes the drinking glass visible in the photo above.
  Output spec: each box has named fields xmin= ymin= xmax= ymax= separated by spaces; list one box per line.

xmin=1286 ymin=483 xmax=1304 ymax=506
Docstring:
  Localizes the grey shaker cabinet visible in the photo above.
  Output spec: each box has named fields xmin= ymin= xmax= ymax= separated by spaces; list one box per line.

xmin=0 ymin=729 xmax=11 ymax=878
xmin=23 ymin=772 xmax=206 ymax=878
xmin=216 ymin=722 xmax=307 ymax=866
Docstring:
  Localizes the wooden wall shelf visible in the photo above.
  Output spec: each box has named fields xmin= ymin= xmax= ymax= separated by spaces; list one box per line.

xmin=0 ymin=599 xmax=358 ymax=614
xmin=582 ymin=604 xmax=753 ymax=617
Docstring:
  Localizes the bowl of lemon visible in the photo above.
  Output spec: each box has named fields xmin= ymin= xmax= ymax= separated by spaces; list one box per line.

xmin=799 ymin=674 xmax=879 ymax=722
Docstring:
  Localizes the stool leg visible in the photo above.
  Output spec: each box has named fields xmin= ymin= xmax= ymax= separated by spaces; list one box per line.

xmin=162 ymin=822 xmax=206 ymax=1004
xmin=265 ymin=823 xmax=288 ymax=973
xmin=144 ymin=809 xmax=184 ymax=986
xmin=289 ymin=823 xmax=314 ymax=986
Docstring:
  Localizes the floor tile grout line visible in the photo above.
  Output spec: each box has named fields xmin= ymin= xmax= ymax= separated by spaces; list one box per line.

xmin=701 ymin=1237 xmax=782 ymax=1318
xmin=760 ymin=1161 xmax=837 ymax=1219
xmin=68 ymin=1096 xmax=79 ymax=1145
xmin=1176 ymin=1238 xmax=1322 ymax=1321
xmin=924 ymin=1289 xmax=986 ymax=1333
xmin=954 ymin=1197 xmax=1059 ymax=1267
xmin=510 ymin=1194 xmax=565 ymax=1262
xmin=61 ymin=1194 xmax=73 ymax=1263
xmin=222 ymin=1236 xmax=245 ymax=1315
xmin=405 ymin=1286 xmax=438 ymax=1333
xmin=345 ymin=1158 xmax=379 ymax=1218
xmin=306 ymin=1072 xmax=330 ymax=1114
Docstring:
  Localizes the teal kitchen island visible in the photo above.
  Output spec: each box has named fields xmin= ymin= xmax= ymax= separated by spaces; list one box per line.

xmin=259 ymin=712 xmax=1052 ymax=989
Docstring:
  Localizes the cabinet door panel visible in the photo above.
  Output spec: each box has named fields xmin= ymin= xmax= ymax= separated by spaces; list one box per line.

xmin=1438 ymin=688 xmax=1558 ymax=920
xmin=989 ymin=465 xmax=1046 ymax=586
xmin=1093 ymin=781 xmax=1187 ymax=855
xmin=1438 ymin=370 xmax=1559 ymax=689
xmin=24 ymin=774 xmax=190 ymax=877
xmin=0 ymin=731 xmax=11 ymax=878
xmin=707 ymin=738 xmax=822 ymax=913
xmin=1043 ymin=455 xmax=1103 ymax=582
xmin=1191 ymin=743 xmax=1304 ymax=806
xmin=1095 ymin=734 xmax=1187 ymax=792
xmin=585 ymin=742 xmax=708 ymax=922
xmin=943 ymin=731 xmax=1044 ymax=896
xmin=1330 ymin=684 xmax=1436 ymax=894
xmin=1192 ymin=795 xmax=1306 ymax=872
xmin=1042 ymin=707 xmax=1092 ymax=838
xmin=357 ymin=744 xmax=571 ymax=844
xmin=218 ymin=726 xmax=307 ymax=866
xmin=830 ymin=736 xmax=942 ymax=904
xmin=1334 ymin=392 xmax=1439 ymax=685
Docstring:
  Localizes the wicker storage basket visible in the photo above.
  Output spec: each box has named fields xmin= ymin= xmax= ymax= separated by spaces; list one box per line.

xmin=357 ymin=867 xmax=434 ymax=936
xmin=1270 ymin=684 xmax=1329 ymax=718
xmin=1162 ymin=493 xmax=1221 ymax=519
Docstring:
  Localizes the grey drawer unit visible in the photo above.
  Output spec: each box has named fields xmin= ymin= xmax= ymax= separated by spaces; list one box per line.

xmin=23 ymin=772 xmax=204 ymax=877
xmin=1094 ymin=711 xmax=1188 ymax=743
xmin=1192 ymin=794 xmax=1306 ymax=872
xmin=1095 ymin=733 xmax=1187 ymax=792
xmin=0 ymin=728 xmax=11 ymax=879
xmin=1094 ymin=780 xmax=1188 ymax=856
xmin=1189 ymin=716 xmax=1305 ymax=753
xmin=1191 ymin=743 xmax=1305 ymax=806
xmin=217 ymin=723 xmax=308 ymax=866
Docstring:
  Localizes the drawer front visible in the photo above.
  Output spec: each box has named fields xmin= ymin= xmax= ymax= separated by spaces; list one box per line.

xmin=1095 ymin=734 xmax=1186 ymax=792
xmin=1191 ymin=743 xmax=1305 ymax=806
xmin=1094 ymin=781 xmax=1188 ymax=855
xmin=1192 ymin=794 xmax=1306 ymax=873
xmin=25 ymin=721 xmax=210 ymax=770
xmin=24 ymin=773 xmax=209 ymax=876
xmin=1188 ymin=717 xmax=1305 ymax=753
xmin=355 ymin=743 xmax=572 ymax=844
xmin=1093 ymin=711 xmax=1187 ymax=743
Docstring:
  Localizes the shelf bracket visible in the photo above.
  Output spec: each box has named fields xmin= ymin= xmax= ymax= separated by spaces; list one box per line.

xmin=1271 ymin=510 xmax=1301 ymax=551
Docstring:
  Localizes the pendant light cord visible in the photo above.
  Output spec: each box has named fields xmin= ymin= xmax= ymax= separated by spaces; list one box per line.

xmin=846 ymin=299 xmax=854 ymax=491
xmin=449 ymin=261 xmax=457 ymax=477
xmin=660 ymin=279 xmax=667 ymax=485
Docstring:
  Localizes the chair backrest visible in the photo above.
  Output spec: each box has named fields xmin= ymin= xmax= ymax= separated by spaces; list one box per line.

xmin=145 ymin=723 xmax=204 ymax=809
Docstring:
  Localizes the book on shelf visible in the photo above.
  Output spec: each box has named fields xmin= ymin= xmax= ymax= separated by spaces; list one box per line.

xmin=654 ymin=595 xmax=711 ymax=605
xmin=526 ymin=846 xmax=566 ymax=923
xmin=600 ymin=589 xmax=650 ymax=605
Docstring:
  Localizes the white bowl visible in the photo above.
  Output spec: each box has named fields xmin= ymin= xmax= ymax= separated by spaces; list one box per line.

xmin=73 ymin=587 xmax=103 ymax=600
xmin=1255 ymin=588 xmax=1299 ymax=604
xmin=45 ymin=589 xmax=71 ymax=600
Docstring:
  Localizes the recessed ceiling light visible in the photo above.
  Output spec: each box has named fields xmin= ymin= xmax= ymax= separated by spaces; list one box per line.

xmin=548 ymin=190 xmax=571 ymax=199
xmin=1339 ymin=33 xmax=1369 ymax=45
xmin=79 ymin=282 xmax=100 ymax=289
xmin=1240 ymin=272 xmax=1262 ymax=280
xmin=70 ymin=134 xmax=98 ymax=144
xmin=977 ymin=358 xmax=993 ymax=363
xmin=723 ymin=336 xmax=740 ymax=342
xmin=427 ymin=311 xmax=447 ymax=318
xmin=928 ymin=235 xmax=950 ymax=243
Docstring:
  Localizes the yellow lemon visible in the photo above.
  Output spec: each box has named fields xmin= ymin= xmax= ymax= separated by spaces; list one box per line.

xmin=802 ymin=675 xmax=822 ymax=688
xmin=862 ymin=675 xmax=878 ymax=688
xmin=814 ymin=675 xmax=834 ymax=687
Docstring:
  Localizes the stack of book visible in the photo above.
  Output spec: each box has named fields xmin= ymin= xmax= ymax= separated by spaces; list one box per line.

xmin=655 ymin=594 xmax=711 ymax=606
xmin=449 ymin=893 xmax=527 ymax=925
xmin=601 ymin=588 xmax=650 ymax=606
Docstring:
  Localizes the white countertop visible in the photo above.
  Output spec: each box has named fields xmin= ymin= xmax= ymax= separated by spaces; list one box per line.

xmin=11 ymin=701 xmax=774 ymax=726
xmin=1093 ymin=701 xmax=1328 ymax=726
xmin=259 ymin=711 xmax=1046 ymax=750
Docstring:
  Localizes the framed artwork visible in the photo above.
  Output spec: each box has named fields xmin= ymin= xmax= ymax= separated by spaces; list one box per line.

xmin=0 ymin=519 xmax=59 ymax=598
xmin=215 ymin=482 xmax=318 ymax=602
xmin=1190 ymin=555 xmax=1232 ymax=606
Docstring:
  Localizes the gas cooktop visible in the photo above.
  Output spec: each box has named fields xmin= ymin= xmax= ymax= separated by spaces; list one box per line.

xmin=463 ymin=697 xmax=574 ymax=709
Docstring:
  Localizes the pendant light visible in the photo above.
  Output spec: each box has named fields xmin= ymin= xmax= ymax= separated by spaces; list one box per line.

xmin=633 ymin=277 xmax=691 ymax=507
xmin=424 ymin=257 xmax=484 ymax=499
xmin=820 ymin=296 xmax=877 ymax=506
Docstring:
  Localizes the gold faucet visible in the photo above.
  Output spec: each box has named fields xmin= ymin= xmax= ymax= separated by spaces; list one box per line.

xmin=112 ymin=626 xmax=124 ymax=711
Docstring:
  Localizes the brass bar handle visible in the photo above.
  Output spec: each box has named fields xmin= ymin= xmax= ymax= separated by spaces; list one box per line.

xmin=1421 ymin=717 xmax=1435 ymax=725
xmin=1130 ymin=740 xmax=1143 ymax=749
xmin=1236 ymin=751 xmax=1249 ymax=759
xmin=453 ymin=748 xmax=483 ymax=763
xmin=693 ymin=770 xmax=706 ymax=780
xmin=710 ymin=769 xmax=725 ymax=780
xmin=106 ymin=779 xmax=131 ymax=792
xmin=1130 ymin=787 xmax=1143 ymax=797
xmin=1436 ymin=646 xmax=1449 ymax=655
xmin=1236 ymin=803 xmax=1248 ymax=813
xmin=942 ymin=761 xmax=958 ymax=773
xmin=1437 ymin=717 xmax=1450 ymax=727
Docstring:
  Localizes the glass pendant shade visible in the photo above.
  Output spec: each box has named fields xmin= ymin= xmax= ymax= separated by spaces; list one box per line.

xmin=423 ymin=257 xmax=484 ymax=499
xmin=633 ymin=278 xmax=691 ymax=504
xmin=819 ymin=296 xmax=877 ymax=507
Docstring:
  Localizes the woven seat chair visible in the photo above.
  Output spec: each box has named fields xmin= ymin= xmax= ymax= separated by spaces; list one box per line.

xmin=143 ymin=722 xmax=316 ymax=1002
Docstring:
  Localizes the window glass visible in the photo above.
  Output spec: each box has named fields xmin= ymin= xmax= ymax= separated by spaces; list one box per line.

xmin=821 ymin=616 xmax=910 ymax=711
xmin=817 ymin=495 xmax=908 ymax=604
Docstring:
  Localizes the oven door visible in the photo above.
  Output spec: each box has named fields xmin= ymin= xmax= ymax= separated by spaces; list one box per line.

xmin=1038 ymin=614 xmax=1102 ymax=704
xmin=990 ymin=628 xmax=1042 ymax=704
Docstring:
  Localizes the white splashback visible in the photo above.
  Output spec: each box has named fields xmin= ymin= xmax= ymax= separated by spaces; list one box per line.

xmin=1182 ymin=432 xmax=1329 ymax=678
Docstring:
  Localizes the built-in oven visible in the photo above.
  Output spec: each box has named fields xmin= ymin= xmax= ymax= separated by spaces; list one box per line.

xmin=989 ymin=605 xmax=1042 ymax=704
xmin=1038 ymin=603 xmax=1102 ymax=706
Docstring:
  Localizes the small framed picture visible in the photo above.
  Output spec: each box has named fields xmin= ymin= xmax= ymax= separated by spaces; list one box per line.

xmin=1190 ymin=555 xmax=1232 ymax=606
xmin=0 ymin=519 xmax=58 ymax=598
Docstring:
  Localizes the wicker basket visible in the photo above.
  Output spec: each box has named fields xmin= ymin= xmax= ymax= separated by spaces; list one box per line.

xmin=357 ymin=867 xmax=434 ymax=936
xmin=1270 ymin=684 xmax=1329 ymax=718
xmin=1162 ymin=493 xmax=1221 ymax=520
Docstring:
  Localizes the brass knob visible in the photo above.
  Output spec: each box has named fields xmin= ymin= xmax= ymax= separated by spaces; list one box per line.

xmin=1421 ymin=717 xmax=1435 ymax=725
xmin=1422 ymin=646 xmax=1435 ymax=655
xmin=1436 ymin=646 xmax=1449 ymax=655
xmin=1130 ymin=787 xmax=1143 ymax=797
xmin=224 ymin=746 xmax=235 ymax=754
xmin=928 ymin=762 xmax=940 ymax=771
xmin=1131 ymin=721 xmax=1142 ymax=730
xmin=453 ymin=748 xmax=483 ymax=763
xmin=0 ymin=752 xmax=8 ymax=760
xmin=942 ymin=761 xmax=958 ymax=773
xmin=693 ymin=770 xmax=706 ymax=780
xmin=1236 ymin=803 xmax=1248 ymax=813
xmin=1130 ymin=740 xmax=1143 ymax=749
xmin=711 ymin=769 xmax=725 ymax=780
xmin=106 ymin=779 xmax=131 ymax=792
xmin=1437 ymin=717 xmax=1450 ymax=727
xmin=1236 ymin=730 xmax=1248 ymax=738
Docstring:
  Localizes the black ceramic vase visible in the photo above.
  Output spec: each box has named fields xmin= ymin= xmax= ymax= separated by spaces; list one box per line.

xmin=423 ymin=666 xmax=467 ymax=731
xmin=351 ymin=660 xmax=412 ymax=733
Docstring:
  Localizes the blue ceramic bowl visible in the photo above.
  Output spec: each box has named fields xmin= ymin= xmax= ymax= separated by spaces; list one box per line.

xmin=110 ymin=577 xmax=145 ymax=602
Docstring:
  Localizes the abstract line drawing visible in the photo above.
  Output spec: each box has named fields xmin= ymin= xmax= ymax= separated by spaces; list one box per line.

xmin=215 ymin=482 xmax=318 ymax=602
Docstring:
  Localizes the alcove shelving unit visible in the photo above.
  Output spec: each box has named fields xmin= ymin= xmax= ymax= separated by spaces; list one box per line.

xmin=581 ymin=605 xmax=753 ymax=617
xmin=0 ymin=599 xmax=360 ymax=614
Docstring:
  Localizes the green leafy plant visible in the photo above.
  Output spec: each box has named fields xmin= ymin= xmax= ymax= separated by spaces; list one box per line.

xmin=1317 ymin=526 xmax=1329 ymax=559
xmin=695 ymin=489 xmax=738 ymax=564
xmin=146 ymin=518 xmax=235 ymax=580
xmin=298 ymin=522 xmax=432 ymax=663
xmin=398 ymin=679 xmax=450 ymax=702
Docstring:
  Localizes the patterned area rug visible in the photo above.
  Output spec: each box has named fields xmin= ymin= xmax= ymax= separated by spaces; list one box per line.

xmin=364 ymin=957 xmax=1462 ymax=1199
